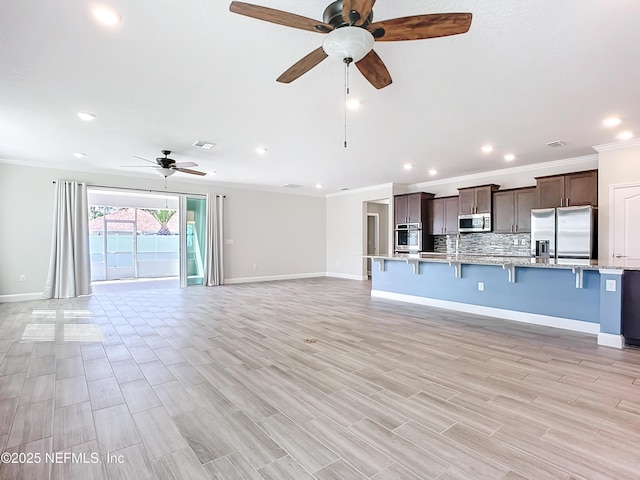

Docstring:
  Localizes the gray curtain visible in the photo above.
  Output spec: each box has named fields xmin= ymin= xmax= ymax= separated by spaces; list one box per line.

xmin=43 ymin=181 xmax=92 ymax=298
xmin=205 ymin=194 xmax=224 ymax=286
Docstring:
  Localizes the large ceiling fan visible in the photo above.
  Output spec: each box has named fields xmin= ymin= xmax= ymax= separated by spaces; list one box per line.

xmin=123 ymin=150 xmax=206 ymax=177
xmin=229 ymin=0 xmax=472 ymax=89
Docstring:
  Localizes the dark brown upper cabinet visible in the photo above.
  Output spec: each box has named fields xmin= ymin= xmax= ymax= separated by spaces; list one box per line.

xmin=493 ymin=187 xmax=537 ymax=233
xmin=535 ymin=170 xmax=598 ymax=208
xmin=427 ymin=196 xmax=459 ymax=235
xmin=458 ymin=185 xmax=500 ymax=214
xmin=394 ymin=192 xmax=435 ymax=225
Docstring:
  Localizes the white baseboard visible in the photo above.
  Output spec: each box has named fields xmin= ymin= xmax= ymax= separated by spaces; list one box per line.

xmin=0 ymin=292 xmax=45 ymax=303
xmin=371 ymin=290 xmax=600 ymax=335
xmin=224 ymin=272 xmax=326 ymax=285
xmin=325 ymin=272 xmax=368 ymax=281
xmin=597 ymin=333 xmax=625 ymax=349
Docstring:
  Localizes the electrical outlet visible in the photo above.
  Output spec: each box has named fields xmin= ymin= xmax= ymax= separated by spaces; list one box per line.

xmin=19 ymin=274 xmax=26 ymax=282
xmin=225 ymin=239 xmax=234 ymax=245
xmin=478 ymin=282 xmax=484 ymax=291
xmin=252 ymin=263 xmax=257 ymax=270
xmin=513 ymin=238 xmax=518 ymax=246
xmin=605 ymin=279 xmax=617 ymax=292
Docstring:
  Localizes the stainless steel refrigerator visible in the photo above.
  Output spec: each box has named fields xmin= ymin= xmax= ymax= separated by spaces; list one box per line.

xmin=530 ymin=205 xmax=597 ymax=259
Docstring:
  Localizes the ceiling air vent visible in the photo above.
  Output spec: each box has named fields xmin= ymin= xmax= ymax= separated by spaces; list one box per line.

xmin=546 ymin=140 xmax=566 ymax=148
xmin=192 ymin=140 xmax=216 ymax=149
xmin=280 ymin=184 xmax=302 ymax=189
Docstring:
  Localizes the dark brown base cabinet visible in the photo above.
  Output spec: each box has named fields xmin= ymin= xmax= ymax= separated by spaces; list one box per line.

xmin=493 ymin=187 xmax=537 ymax=233
xmin=623 ymin=270 xmax=640 ymax=346
xmin=427 ymin=196 xmax=459 ymax=235
xmin=536 ymin=170 xmax=598 ymax=208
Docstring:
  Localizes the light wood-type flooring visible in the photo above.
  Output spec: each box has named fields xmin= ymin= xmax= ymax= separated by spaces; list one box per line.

xmin=0 ymin=277 xmax=639 ymax=479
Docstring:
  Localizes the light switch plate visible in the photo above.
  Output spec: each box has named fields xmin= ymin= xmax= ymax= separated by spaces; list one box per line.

xmin=478 ymin=282 xmax=484 ymax=291
xmin=605 ymin=279 xmax=617 ymax=292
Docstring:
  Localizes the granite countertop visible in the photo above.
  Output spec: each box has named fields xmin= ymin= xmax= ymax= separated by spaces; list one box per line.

xmin=366 ymin=253 xmax=640 ymax=271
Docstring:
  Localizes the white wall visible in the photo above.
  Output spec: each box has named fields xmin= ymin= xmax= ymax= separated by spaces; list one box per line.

xmin=326 ymin=184 xmax=393 ymax=280
xmin=0 ymin=163 xmax=326 ymax=299
xmin=595 ymin=140 xmax=640 ymax=259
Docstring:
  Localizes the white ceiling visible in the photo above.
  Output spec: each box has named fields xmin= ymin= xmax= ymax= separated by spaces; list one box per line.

xmin=1 ymin=0 xmax=639 ymax=195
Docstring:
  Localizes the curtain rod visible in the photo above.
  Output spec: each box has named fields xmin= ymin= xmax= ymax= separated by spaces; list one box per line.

xmin=51 ymin=181 xmax=225 ymax=198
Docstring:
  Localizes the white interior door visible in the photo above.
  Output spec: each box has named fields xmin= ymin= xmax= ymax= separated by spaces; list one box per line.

xmin=612 ymin=184 xmax=640 ymax=260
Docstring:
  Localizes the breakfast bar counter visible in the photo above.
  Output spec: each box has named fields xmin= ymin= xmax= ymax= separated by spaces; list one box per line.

xmin=366 ymin=253 xmax=632 ymax=348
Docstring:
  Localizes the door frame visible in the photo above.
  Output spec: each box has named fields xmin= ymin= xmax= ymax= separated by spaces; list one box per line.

xmin=366 ymin=213 xmax=380 ymax=276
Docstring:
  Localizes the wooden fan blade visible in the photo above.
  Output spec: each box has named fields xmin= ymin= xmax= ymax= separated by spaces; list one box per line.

xmin=355 ymin=50 xmax=392 ymax=89
xmin=173 ymin=162 xmax=198 ymax=168
xmin=174 ymin=168 xmax=206 ymax=176
xmin=133 ymin=155 xmax=157 ymax=165
xmin=369 ymin=13 xmax=472 ymax=42
xmin=229 ymin=2 xmax=333 ymax=33
xmin=277 ymin=47 xmax=328 ymax=84
xmin=342 ymin=0 xmax=376 ymax=26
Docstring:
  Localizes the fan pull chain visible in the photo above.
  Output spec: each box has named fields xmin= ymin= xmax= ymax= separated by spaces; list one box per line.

xmin=164 ymin=177 xmax=168 ymax=208
xmin=344 ymin=57 xmax=352 ymax=148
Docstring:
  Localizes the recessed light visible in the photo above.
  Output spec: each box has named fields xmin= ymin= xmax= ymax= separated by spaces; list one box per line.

xmin=504 ymin=153 xmax=516 ymax=161
xmin=481 ymin=145 xmax=494 ymax=154
xmin=92 ymin=5 xmax=121 ymax=25
xmin=603 ymin=117 xmax=622 ymax=128
xmin=617 ymin=131 xmax=634 ymax=140
xmin=428 ymin=169 xmax=438 ymax=176
xmin=316 ymin=184 xmax=323 ymax=189
xmin=77 ymin=112 xmax=96 ymax=121
xmin=346 ymin=98 xmax=361 ymax=110
xmin=403 ymin=163 xmax=413 ymax=170
xmin=256 ymin=146 xmax=268 ymax=155
xmin=73 ymin=152 xmax=86 ymax=158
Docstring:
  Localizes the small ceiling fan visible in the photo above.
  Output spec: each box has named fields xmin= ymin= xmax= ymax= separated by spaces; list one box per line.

xmin=229 ymin=0 xmax=472 ymax=89
xmin=123 ymin=150 xmax=206 ymax=177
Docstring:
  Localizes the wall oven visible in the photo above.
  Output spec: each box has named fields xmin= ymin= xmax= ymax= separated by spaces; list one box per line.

xmin=395 ymin=223 xmax=422 ymax=253
xmin=458 ymin=213 xmax=491 ymax=233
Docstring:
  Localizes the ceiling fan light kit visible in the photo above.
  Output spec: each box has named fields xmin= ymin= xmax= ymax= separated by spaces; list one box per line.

xmin=322 ymin=26 xmax=374 ymax=63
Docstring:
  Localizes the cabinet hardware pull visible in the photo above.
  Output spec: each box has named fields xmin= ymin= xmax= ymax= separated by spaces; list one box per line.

xmin=515 ymin=225 xmax=517 ymax=232
xmin=615 ymin=254 xmax=627 ymax=258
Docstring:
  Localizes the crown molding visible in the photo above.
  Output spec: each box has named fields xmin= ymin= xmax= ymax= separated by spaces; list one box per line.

xmin=593 ymin=138 xmax=640 ymax=152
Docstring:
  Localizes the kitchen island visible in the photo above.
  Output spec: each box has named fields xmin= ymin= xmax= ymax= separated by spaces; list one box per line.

xmin=367 ymin=253 xmax=636 ymax=348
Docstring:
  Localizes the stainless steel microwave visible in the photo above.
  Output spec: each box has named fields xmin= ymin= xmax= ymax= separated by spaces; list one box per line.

xmin=458 ymin=213 xmax=491 ymax=233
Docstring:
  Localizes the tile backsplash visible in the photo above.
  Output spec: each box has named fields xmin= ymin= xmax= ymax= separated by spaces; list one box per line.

xmin=433 ymin=233 xmax=531 ymax=257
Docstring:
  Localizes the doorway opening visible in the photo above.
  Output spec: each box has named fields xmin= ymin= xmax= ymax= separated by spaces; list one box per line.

xmin=364 ymin=198 xmax=390 ymax=279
